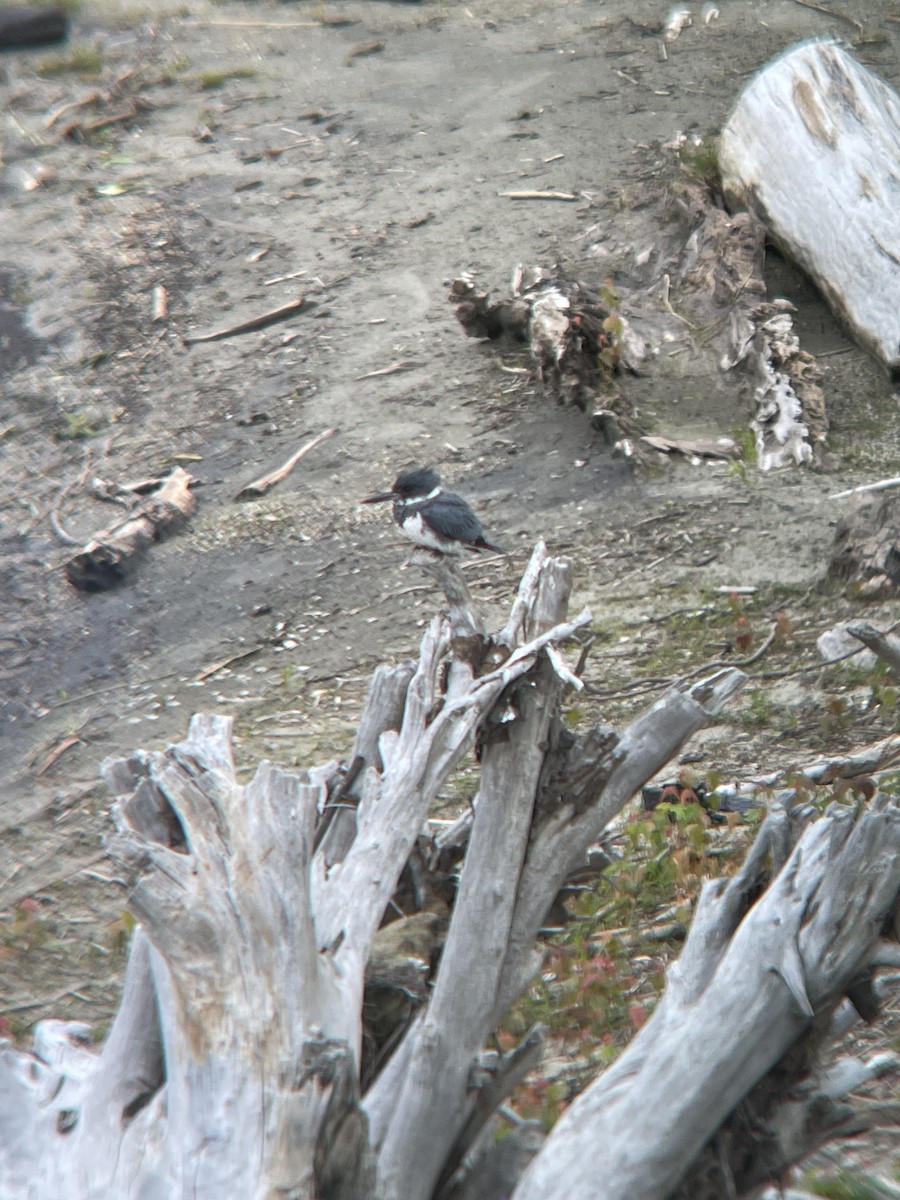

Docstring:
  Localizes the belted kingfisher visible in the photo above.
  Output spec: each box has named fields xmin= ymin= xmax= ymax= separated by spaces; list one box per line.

xmin=363 ymin=466 xmax=505 ymax=556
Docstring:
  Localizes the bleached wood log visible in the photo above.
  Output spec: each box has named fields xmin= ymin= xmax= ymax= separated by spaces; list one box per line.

xmin=848 ymin=622 xmax=900 ymax=676
xmin=513 ymin=792 xmax=900 ymax=1200
xmin=0 ymin=540 xmax=756 ymax=1200
xmin=719 ymin=41 xmax=900 ymax=375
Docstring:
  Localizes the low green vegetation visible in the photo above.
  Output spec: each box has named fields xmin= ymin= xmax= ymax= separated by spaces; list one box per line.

xmin=502 ymin=793 xmax=746 ymax=1127
xmin=35 ymin=43 xmax=103 ymax=78
xmin=55 ymin=410 xmax=106 ymax=441
xmin=677 ymin=134 xmax=722 ymax=194
xmin=198 ymin=66 xmax=260 ymax=90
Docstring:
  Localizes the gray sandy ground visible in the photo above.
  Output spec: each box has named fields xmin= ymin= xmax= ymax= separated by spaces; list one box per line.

xmin=0 ymin=0 xmax=899 ymax=1054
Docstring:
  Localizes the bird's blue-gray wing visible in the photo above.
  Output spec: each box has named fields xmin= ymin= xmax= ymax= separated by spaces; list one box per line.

xmin=431 ymin=492 xmax=485 ymax=544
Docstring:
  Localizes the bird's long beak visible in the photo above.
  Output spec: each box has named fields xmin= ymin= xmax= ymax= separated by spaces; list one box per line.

xmin=362 ymin=490 xmax=394 ymax=504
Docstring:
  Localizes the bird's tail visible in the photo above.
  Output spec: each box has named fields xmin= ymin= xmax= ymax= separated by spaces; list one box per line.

xmin=471 ymin=536 xmax=507 ymax=554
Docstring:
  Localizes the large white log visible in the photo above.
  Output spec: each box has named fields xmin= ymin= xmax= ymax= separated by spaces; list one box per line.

xmin=719 ymin=41 xmax=900 ymax=375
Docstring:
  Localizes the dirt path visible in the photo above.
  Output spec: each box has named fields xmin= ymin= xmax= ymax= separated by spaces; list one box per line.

xmin=1 ymin=0 xmax=899 ymax=1036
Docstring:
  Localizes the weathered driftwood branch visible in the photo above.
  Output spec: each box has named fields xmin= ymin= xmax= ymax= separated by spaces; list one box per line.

xmin=0 ymin=541 xmax=753 ymax=1200
xmin=848 ymin=622 xmax=900 ymax=676
xmin=64 ymin=466 xmax=196 ymax=592
xmin=828 ymin=491 xmax=900 ymax=599
xmin=513 ymin=792 xmax=900 ymax=1200
xmin=719 ymin=41 xmax=900 ymax=376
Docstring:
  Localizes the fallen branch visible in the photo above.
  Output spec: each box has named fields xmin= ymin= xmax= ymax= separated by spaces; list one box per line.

xmin=830 ymin=476 xmax=900 ymax=500
xmin=183 ymin=295 xmax=313 ymax=346
xmin=355 ymin=361 xmax=421 ymax=381
xmin=499 ymin=191 xmax=579 ymax=201
xmin=234 ymin=427 xmax=338 ymax=500
xmin=640 ymin=434 xmax=740 ymax=461
xmin=64 ymin=467 xmax=196 ymax=592
xmin=847 ymin=623 xmax=900 ymax=676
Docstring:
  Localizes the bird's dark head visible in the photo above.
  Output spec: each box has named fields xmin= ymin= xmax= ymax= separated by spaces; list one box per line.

xmin=363 ymin=466 xmax=441 ymax=504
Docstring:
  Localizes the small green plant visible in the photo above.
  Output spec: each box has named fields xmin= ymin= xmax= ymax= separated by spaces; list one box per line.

xmin=866 ymin=661 xmax=899 ymax=724
xmin=36 ymin=43 xmax=103 ymax=78
xmin=801 ymin=1167 xmax=900 ymax=1200
xmin=740 ymin=687 xmax=774 ymax=730
xmin=678 ymin=135 xmax=722 ymax=194
xmin=598 ymin=312 xmax=624 ymax=374
xmin=56 ymin=411 xmax=104 ymax=441
xmin=729 ymin=424 xmax=757 ymax=467
xmin=198 ymin=66 xmax=259 ymax=90
xmin=159 ymin=52 xmax=191 ymax=84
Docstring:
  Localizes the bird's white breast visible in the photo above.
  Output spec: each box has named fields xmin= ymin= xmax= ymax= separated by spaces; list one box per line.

xmin=400 ymin=511 xmax=461 ymax=554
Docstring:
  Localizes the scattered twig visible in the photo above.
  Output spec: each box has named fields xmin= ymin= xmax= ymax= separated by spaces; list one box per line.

xmin=2 ymin=983 xmax=94 ymax=1015
xmin=847 ymin=623 xmax=900 ymax=676
xmin=33 ymin=735 xmax=83 ymax=777
xmin=264 ymin=269 xmax=306 ymax=287
xmin=183 ymin=295 xmax=313 ymax=346
xmin=49 ymin=509 xmax=80 ymax=546
xmin=588 ymin=623 xmax=781 ymax=700
xmin=354 ymin=361 xmax=421 ymax=381
xmin=660 ymin=273 xmax=698 ymax=330
xmin=46 ymin=458 xmax=94 ymax=545
xmin=788 ymin=0 xmax=863 ymax=32
xmin=195 ymin=646 xmax=266 ymax=682
xmin=234 ymin=427 xmax=338 ymax=500
xmin=499 ymin=190 xmax=579 ymax=201
xmin=45 ymin=68 xmax=139 ymax=128
xmin=829 ymin=476 xmax=900 ymax=500
xmin=63 ymin=100 xmax=144 ymax=140
xmin=345 ymin=39 xmax=385 ymax=65
xmin=185 ymin=17 xmax=355 ymax=28
xmin=151 ymin=285 xmax=167 ymax=323
xmin=573 ymin=636 xmax=595 ymax=678
xmin=641 ymin=434 xmax=740 ymax=461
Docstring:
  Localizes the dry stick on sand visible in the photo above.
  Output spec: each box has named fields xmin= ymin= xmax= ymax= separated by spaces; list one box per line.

xmin=234 ymin=427 xmax=338 ymax=500
xmin=830 ymin=476 xmax=900 ymax=500
xmin=345 ymin=39 xmax=385 ymax=65
xmin=183 ymin=295 xmax=312 ymax=346
xmin=354 ymin=361 xmax=421 ymax=381
xmin=499 ymin=190 xmax=579 ymax=201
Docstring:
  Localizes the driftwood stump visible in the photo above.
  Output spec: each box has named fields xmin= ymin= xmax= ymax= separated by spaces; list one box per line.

xmin=3 ymin=543 xmax=900 ymax=1198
